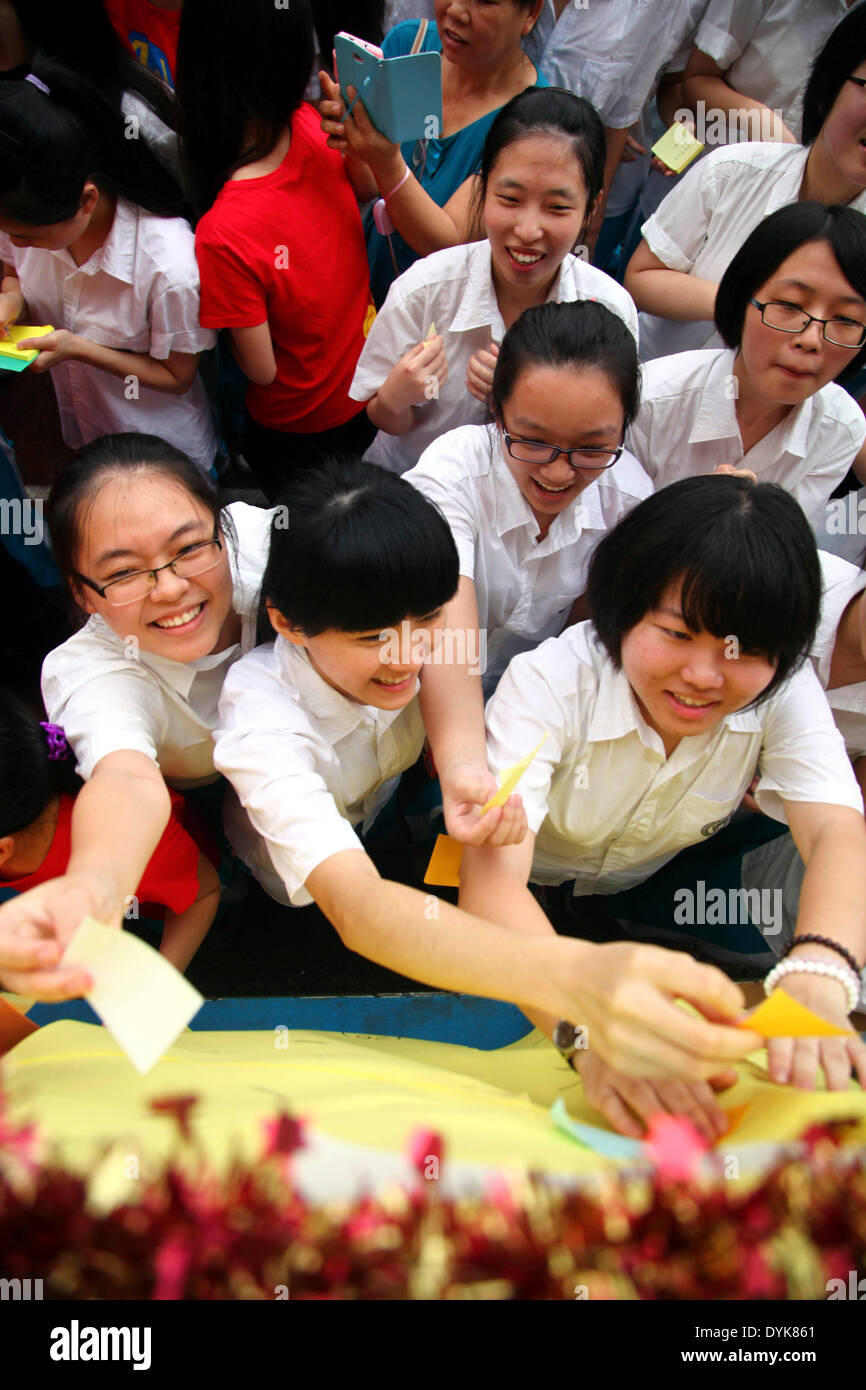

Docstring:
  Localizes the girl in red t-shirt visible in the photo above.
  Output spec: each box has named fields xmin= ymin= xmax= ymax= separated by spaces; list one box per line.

xmin=0 ymin=695 xmax=219 ymax=978
xmin=177 ymin=0 xmax=376 ymax=503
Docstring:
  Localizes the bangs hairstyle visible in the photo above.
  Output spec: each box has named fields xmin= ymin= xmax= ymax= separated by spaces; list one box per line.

xmin=491 ymin=300 xmax=640 ymax=430
xmin=47 ymin=433 xmax=232 ymax=603
xmin=176 ymin=0 xmax=315 ymax=216
xmin=262 ymin=456 xmax=459 ymax=636
xmin=472 ymin=86 xmax=606 ymax=244
xmin=714 ymin=203 xmax=866 ymax=382
xmin=587 ymin=476 xmax=820 ymax=703
xmin=0 ymin=691 xmax=81 ymax=840
xmin=0 ymin=55 xmax=184 ymax=225
xmin=802 ymin=0 xmax=866 ymax=144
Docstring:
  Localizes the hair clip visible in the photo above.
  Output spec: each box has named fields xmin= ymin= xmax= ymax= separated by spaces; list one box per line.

xmin=40 ymin=722 xmax=72 ymax=761
xmin=24 ymin=73 xmax=50 ymax=96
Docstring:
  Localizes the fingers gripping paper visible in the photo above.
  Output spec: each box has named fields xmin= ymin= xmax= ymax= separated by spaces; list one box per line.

xmin=62 ymin=917 xmax=204 ymax=1074
xmin=738 ymin=987 xmax=853 ymax=1039
xmin=480 ymin=733 xmax=548 ymax=814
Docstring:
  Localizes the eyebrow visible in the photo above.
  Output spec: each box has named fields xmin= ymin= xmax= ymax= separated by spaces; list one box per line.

xmin=95 ymin=520 xmax=209 ymax=567
xmin=493 ymin=177 xmax=577 ymax=198
xmin=772 ymin=277 xmax=866 ymax=308
xmin=510 ymin=419 xmax=619 ymax=438
xmin=656 ymin=605 xmax=686 ymax=621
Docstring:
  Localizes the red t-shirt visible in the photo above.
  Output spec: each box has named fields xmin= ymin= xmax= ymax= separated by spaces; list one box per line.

xmin=196 ymin=102 xmax=376 ymax=434
xmin=2 ymin=790 xmax=216 ymax=917
xmin=102 ymin=0 xmax=181 ymax=86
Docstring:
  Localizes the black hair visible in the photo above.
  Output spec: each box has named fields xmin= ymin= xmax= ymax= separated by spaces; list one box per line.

xmin=175 ymin=0 xmax=315 ymax=217
xmin=0 ymin=692 xmax=81 ymax=841
xmin=0 ymin=54 xmax=185 ymax=225
xmin=491 ymin=300 xmax=640 ymax=430
xmin=714 ymin=202 xmax=866 ymax=381
xmin=802 ymin=0 xmax=866 ymax=145
xmin=262 ymin=455 xmax=459 ymax=636
xmin=474 ymin=86 xmax=606 ymax=245
xmin=1 ymin=0 xmax=176 ymax=131
xmin=587 ymin=476 xmax=820 ymax=704
xmin=312 ymin=3 xmax=386 ymax=80
xmin=47 ymin=433 xmax=230 ymax=599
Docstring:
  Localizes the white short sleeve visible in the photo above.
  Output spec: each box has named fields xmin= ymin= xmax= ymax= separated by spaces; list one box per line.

xmin=693 ymin=0 xmax=767 ymax=68
xmin=483 ymin=640 xmax=573 ymax=835
xmin=349 ymin=274 xmax=427 ymax=402
xmin=405 ymin=439 xmax=482 ymax=578
xmin=754 ymin=663 xmax=864 ymax=821
xmin=641 ymin=151 xmax=726 ymax=273
xmin=42 ymin=656 xmax=164 ymax=779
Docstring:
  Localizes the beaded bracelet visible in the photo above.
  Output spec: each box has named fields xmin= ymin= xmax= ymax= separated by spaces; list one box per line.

xmin=764 ymin=957 xmax=860 ymax=1016
xmin=780 ymin=933 xmax=862 ymax=978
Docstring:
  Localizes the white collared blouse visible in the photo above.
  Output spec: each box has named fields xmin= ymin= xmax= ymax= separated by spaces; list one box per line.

xmin=213 ymin=638 xmax=426 ymax=906
xmin=349 ymin=239 xmax=639 ymax=474
xmin=484 ymin=621 xmax=862 ymax=892
xmin=405 ymin=423 xmax=652 ymax=688
xmin=626 ymin=348 xmax=865 ymax=526
xmin=41 ymin=502 xmax=274 ymax=788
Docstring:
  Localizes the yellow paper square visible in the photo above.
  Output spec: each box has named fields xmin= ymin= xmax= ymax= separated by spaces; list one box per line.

xmin=424 ymin=833 xmax=463 ymax=887
xmin=651 ymin=123 xmax=704 ymax=174
xmin=425 ymin=321 xmax=437 ymax=339
xmin=62 ymin=916 xmax=204 ymax=1073
xmin=739 ymin=987 xmax=852 ymax=1039
xmin=0 ymin=325 xmax=54 ymax=362
xmin=481 ymin=733 xmax=548 ymax=813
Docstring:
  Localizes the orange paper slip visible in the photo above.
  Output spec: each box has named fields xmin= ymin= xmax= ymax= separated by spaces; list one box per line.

xmin=0 ymin=997 xmax=39 ymax=1054
xmin=424 ymin=834 xmax=463 ymax=888
xmin=739 ymin=988 xmax=852 ymax=1039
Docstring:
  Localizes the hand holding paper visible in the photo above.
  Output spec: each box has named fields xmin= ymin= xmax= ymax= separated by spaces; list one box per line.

xmin=63 ymin=917 xmax=203 ymax=1074
xmin=480 ymin=733 xmax=548 ymax=813
xmin=0 ymin=325 xmax=55 ymax=373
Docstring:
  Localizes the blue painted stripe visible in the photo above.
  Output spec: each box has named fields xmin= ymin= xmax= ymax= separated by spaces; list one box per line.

xmin=27 ymin=993 xmax=532 ymax=1050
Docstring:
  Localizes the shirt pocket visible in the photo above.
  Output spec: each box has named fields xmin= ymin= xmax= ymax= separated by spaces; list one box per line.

xmin=672 ymin=789 xmax=741 ymax=848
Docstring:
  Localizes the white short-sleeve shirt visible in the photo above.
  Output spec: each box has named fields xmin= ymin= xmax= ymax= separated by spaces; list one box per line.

xmin=41 ymin=502 xmax=274 ymax=787
xmin=540 ymin=0 xmax=698 ymax=130
xmin=349 ymin=239 xmax=638 ymax=474
xmin=637 ymin=143 xmax=866 ymax=362
xmin=626 ymin=348 xmax=865 ymax=526
xmin=813 ymin=549 xmax=866 ymax=759
xmin=405 ymin=423 xmax=652 ymax=687
xmin=484 ymin=621 xmax=863 ymax=892
xmin=213 ymin=638 xmax=426 ymax=907
xmin=693 ymin=0 xmax=847 ymax=142
xmin=0 ymin=198 xmax=218 ymax=470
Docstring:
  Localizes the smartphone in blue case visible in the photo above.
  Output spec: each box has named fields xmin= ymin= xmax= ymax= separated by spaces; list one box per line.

xmin=334 ymin=32 xmax=442 ymax=145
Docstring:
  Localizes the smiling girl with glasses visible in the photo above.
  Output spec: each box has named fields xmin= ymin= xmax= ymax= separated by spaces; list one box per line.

xmin=627 ymin=202 xmax=866 ymax=527
xmin=0 ymin=433 xmax=275 ymax=996
xmin=404 ymin=299 xmax=651 ymax=841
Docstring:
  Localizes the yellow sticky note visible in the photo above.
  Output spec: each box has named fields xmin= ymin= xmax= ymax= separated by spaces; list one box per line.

xmin=739 ymin=987 xmax=852 ymax=1040
xmin=0 ymin=324 xmax=54 ymax=362
xmin=425 ymin=321 xmax=437 ymax=339
xmin=62 ymin=916 xmax=204 ymax=1074
xmin=481 ymin=733 xmax=548 ymax=814
xmin=424 ymin=833 xmax=463 ymax=887
xmin=651 ymin=122 xmax=704 ymax=174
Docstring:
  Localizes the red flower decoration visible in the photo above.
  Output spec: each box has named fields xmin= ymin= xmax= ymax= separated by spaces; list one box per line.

xmin=407 ymin=1128 xmax=444 ymax=1181
xmin=262 ymin=1112 xmax=306 ymax=1160
xmin=148 ymin=1094 xmax=198 ymax=1141
xmin=643 ymin=1113 xmax=708 ymax=1183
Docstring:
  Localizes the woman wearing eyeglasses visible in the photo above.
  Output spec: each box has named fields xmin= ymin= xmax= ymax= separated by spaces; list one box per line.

xmin=625 ymin=2 xmax=866 ymax=364
xmin=627 ymin=203 xmax=866 ymax=528
xmin=404 ymin=300 xmax=651 ymax=839
xmin=0 ymin=432 xmax=274 ymax=996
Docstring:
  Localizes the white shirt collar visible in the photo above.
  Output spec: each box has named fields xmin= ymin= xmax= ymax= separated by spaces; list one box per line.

xmin=50 ymin=197 xmax=138 ymax=284
xmin=686 ymin=347 xmax=814 ymax=459
xmin=274 ymin=637 xmax=395 ymax=741
xmin=449 ymin=242 xmax=573 ymax=337
xmin=488 ymin=426 xmax=607 ymax=547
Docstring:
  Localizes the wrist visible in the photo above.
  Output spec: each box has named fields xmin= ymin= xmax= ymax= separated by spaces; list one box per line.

xmin=377 ymin=375 xmax=412 ymax=417
xmin=371 ymin=151 xmax=407 ymax=192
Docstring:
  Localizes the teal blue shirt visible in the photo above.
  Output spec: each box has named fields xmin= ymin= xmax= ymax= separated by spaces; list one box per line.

xmin=365 ymin=20 xmax=548 ymax=306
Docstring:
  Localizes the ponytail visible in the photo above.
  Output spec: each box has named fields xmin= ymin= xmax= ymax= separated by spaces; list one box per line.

xmin=0 ymin=54 xmax=187 ymax=226
xmin=0 ymin=694 xmax=81 ymax=840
